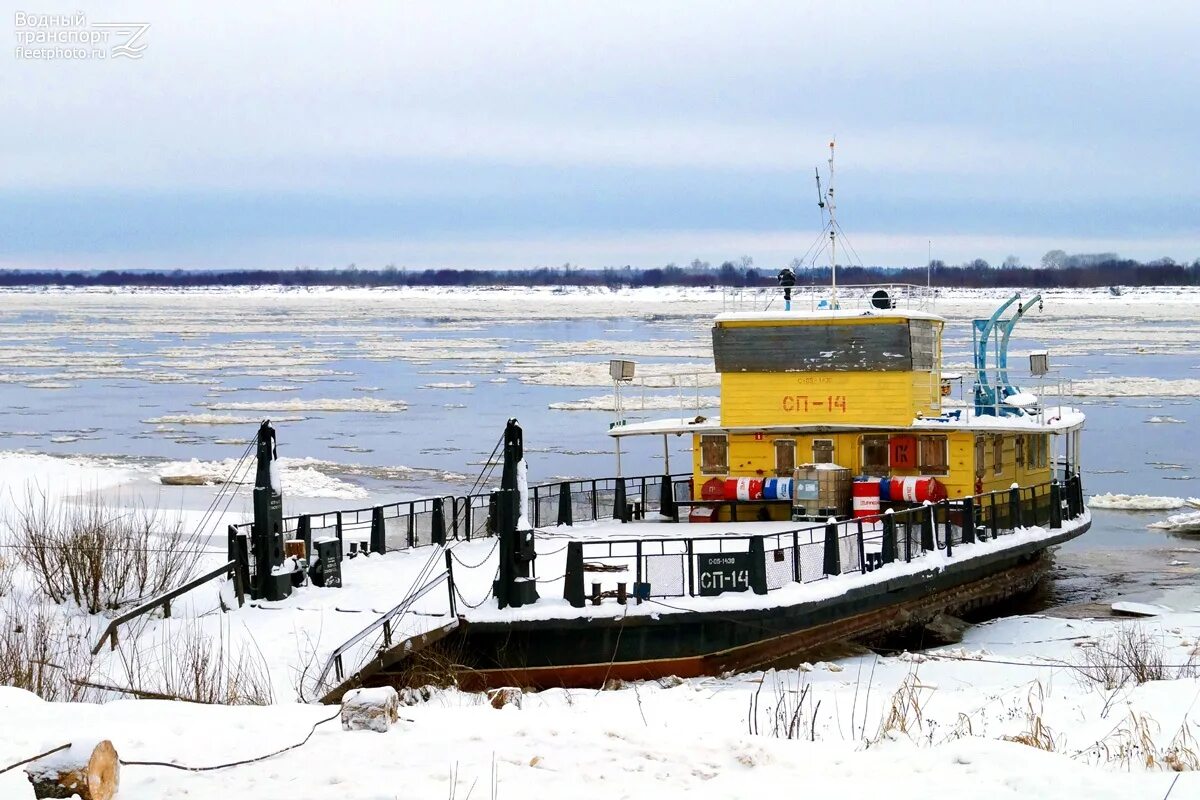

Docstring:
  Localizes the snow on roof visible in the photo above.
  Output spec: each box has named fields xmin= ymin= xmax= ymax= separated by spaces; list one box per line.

xmin=715 ymin=308 xmax=946 ymax=324
xmin=912 ymin=406 xmax=1086 ymax=433
xmin=609 ymin=405 xmax=1086 ymax=437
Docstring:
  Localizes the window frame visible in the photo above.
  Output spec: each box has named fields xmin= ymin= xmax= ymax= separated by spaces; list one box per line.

xmin=860 ymin=434 xmax=890 ymax=477
xmin=917 ymin=434 xmax=949 ymax=476
xmin=700 ymin=433 xmax=728 ymax=475
xmin=773 ymin=439 xmax=796 ymax=477
xmin=812 ymin=438 xmax=835 ymax=465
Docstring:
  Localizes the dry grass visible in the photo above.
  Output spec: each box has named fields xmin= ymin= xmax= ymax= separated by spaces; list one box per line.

xmin=0 ymin=598 xmax=95 ymax=701
xmin=1073 ymin=625 xmax=1197 ymax=690
xmin=748 ymin=671 xmax=821 ymax=740
xmin=9 ymin=488 xmax=206 ymax=614
xmin=112 ymin=618 xmax=274 ymax=705
xmin=1001 ymin=683 xmax=1057 ymax=752
xmin=873 ymin=671 xmax=934 ymax=741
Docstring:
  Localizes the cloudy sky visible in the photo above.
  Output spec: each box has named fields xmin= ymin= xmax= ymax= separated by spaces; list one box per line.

xmin=3 ymin=1 xmax=1198 ymax=270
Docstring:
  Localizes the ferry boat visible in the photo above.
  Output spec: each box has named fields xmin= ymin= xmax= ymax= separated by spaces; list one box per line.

xmin=205 ymin=147 xmax=1090 ymax=699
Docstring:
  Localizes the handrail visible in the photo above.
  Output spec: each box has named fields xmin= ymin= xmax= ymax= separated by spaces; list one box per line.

xmin=91 ymin=558 xmax=242 ymax=655
xmin=309 ymin=568 xmax=452 ymax=697
xmin=231 ymin=471 xmax=692 ymax=541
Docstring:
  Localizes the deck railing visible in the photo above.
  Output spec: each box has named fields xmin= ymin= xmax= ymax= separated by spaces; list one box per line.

xmin=562 ymin=474 xmax=1084 ymax=606
xmin=229 ymin=472 xmax=693 ymax=579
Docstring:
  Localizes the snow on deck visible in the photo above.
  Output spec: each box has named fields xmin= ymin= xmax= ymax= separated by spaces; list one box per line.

xmin=459 ymin=512 xmax=1091 ymax=623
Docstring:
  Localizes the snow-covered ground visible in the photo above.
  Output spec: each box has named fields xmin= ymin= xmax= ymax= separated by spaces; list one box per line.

xmin=4 ymin=611 xmax=1200 ymax=798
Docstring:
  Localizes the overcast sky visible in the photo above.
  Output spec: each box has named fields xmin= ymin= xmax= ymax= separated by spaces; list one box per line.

xmin=3 ymin=1 xmax=1198 ymax=270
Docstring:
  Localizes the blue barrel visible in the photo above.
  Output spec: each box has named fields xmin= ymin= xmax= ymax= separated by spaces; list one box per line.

xmin=763 ymin=477 xmax=792 ymax=500
xmin=878 ymin=477 xmax=892 ymax=502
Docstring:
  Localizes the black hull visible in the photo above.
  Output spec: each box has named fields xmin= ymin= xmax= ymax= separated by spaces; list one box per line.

xmin=415 ymin=521 xmax=1090 ymax=689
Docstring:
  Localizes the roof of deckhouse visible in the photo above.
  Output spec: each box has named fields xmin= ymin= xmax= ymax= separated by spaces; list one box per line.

xmin=607 ymin=407 xmax=1086 ymax=438
xmin=713 ymin=308 xmax=947 ymax=324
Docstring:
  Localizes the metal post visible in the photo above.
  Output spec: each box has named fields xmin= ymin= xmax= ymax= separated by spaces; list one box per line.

xmin=432 ymin=497 xmax=446 ymax=546
xmin=1050 ymin=480 xmax=1062 ymax=529
xmin=920 ymin=505 xmax=935 ymax=552
xmin=557 ymin=481 xmax=573 ymax=526
xmin=823 ymin=521 xmax=841 ymax=576
xmin=563 ymin=541 xmax=585 ymax=608
xmin=882 ymin=511 xmax=897 ymax=564
xmin=749 ymin=536 xmax=768 ymax=594
xmin=663 ymin=434 xmax=671 ymax=473
xmin=1009 ymin=486 xmax=1021 ymax=531
xmin=942 ymin=501 xmax=953 ymax=557
xmin=370 ymin=507 xmax=385 ymax=554
xmin=962 ymin=497 xmax=976 ymax=544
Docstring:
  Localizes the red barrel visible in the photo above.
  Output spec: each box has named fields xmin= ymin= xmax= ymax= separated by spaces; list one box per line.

xmin=890 ymin=476 xmax=947 ymax=504
xmin=853 ymin=479 xmax=881 ymax=519
xmin=723 ymin=478 xmax=763 ymax=501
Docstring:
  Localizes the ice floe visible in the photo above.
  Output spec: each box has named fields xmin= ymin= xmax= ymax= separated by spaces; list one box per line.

xmin=1089 ymin=493 xmax=1188 ymax=511
xmin=206 ymin=398 xmax=408 ymax=413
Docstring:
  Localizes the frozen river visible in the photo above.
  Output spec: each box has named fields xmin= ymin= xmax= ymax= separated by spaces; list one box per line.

xmin=1 ymin=284 xmax=1197 ymax=609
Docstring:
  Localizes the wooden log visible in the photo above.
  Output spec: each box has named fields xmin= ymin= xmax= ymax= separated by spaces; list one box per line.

xmin=25 ymin=739 xmax=119 ymax=800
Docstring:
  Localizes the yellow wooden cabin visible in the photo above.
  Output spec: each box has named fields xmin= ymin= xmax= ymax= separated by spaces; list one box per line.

xmin=610 ymin=304 xmax=1079 ymax=521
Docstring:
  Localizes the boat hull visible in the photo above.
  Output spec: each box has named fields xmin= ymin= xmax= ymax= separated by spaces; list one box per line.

xmin=381 ymin=519 xmax=1091 ymax=690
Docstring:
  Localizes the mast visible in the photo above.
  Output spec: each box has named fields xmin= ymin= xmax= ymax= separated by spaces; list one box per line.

xmin=827 ymin=140 xmax=837 ymax=309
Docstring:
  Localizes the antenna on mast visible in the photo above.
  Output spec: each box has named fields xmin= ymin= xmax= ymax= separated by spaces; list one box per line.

xmin=826 ymin=140 xmax=837 ymax=309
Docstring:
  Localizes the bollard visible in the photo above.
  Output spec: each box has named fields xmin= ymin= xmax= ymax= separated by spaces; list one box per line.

xmin=616 ymin=582 xmax=627 ymax=605
xmin=1009 ymin=486 xmax=1021 ymax=530
xmin=590 ymin=582 xmax=602 ymax=606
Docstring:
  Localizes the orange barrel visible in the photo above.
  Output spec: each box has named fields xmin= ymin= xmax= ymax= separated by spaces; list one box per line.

xmin=890 ymin=476 xmax=948 ymax=504
xmin=724 ymin=477 xmax=763 ymax=500
xmin=701 ymin=477 xmax=725 ymax=500
xmin=852 ymin=479 xmax=881 ymax=519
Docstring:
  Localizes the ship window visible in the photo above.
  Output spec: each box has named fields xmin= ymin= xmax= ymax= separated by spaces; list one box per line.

xmin=992 ymin=434 xmax=1004 ymax=475
xmin=700 ymin=434 xmax=728 ymax=475
xmin=1030 ymin=434 xmax=1048 ymax=468
xmin=918 ymin=435 xmax=948 ymax=475
xmin=774 ymin=439 xmax=796 ymax=477
xmin=1016 ymin=435 xmax=1026 ymax=467
xmin=812 ymin=438 xmax=834 ymax=464
xmin=909 ymin=320 xmax=936 ymax=371
xmin=860 ymin=435 xmax=889 ymax=477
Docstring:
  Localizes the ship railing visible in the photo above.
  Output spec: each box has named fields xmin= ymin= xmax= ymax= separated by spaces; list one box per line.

xmin=722 ymin=283 xmax=937 ymax=314
xmin=229 ymin=472 xmax=694 ymax=578
xmin=306 ymin=564 xmax=455 ymax=701
xmin=613 ymin=371 xmax=719 ymax=421
xmin=564 ymin=474 xmax=1084 ymax=604
xmin=962 ymin=365 xmax=1077 ymax=423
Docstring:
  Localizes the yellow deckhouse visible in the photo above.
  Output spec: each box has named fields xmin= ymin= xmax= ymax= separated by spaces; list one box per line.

xmin=609 ymin=289 xmax=1084 ymax=522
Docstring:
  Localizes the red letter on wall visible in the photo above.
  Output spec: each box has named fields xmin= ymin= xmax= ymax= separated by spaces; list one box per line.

xmin=889 ymin=435 xmax=917 ymax=469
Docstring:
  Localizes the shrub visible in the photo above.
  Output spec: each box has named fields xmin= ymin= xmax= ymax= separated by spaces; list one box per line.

xmin=10 ymin=489 xmax=205 ymax=614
